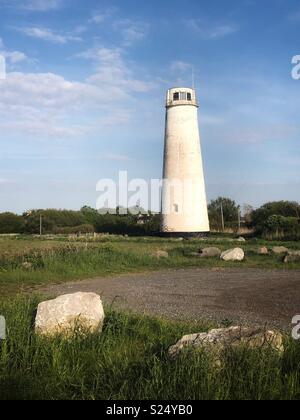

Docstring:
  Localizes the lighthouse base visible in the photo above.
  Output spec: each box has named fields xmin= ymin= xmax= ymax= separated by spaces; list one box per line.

xmin=158 ymin=231 xmax=210 ymax=239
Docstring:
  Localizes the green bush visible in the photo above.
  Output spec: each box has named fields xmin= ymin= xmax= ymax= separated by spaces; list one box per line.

xmin=23 ymin=209 xmax=87 ymax=234
xmin=251 ymin=201 xmax=300 ymax=233
xmin=0 ymin=213 xmax=24 ymax=234
xmin=262 ymin=215 xmax=300 ymax=240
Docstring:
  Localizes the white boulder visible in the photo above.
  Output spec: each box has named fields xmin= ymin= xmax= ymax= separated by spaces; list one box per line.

xmin=169 ymin=327 xmax=284 ymax=360
xmin=200 ymin=247 xmax=222 ymax=258
xmin=258 ymin=247 xmax=269 ymax=255
xmin=151 ymin=250 xmax=169 ymax=259
xmin=35 ymin=292 xmax=105 ymax=337
xmin=237 ymin=237 xmax=246 ymax=242
xmin=272 ymin=246 xmax=289 ymax=255
xmin=284 ymin=254 xmax=300 ymax=263
xmin=220 ymin=248 xmax=245 ymax=261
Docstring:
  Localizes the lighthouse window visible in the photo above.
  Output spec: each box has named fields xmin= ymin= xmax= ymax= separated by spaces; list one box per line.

xmin=173 ymin=92 xmax=180 ymax=101
xmin=180 ymin=92 xmax=187 ymax=101
xmin=187 ymin=92 xmax=192 ymax=101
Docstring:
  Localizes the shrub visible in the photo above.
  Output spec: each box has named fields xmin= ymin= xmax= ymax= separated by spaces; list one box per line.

xmin=0 ymin=213 xmax=24 ymax=234
xmin=251 ymin=201 xmax=300 ymax=234
xmin=262 ymin=215 xmax=300 ymax=240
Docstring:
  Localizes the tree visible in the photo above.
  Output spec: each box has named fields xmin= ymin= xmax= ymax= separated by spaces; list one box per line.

xmin=251 ymin=201 xmax=300 ymax=233
xmin=80 ymin=206 xmax=101 ymax=226
xmin=208 ymin=197 xmax=240 ymax=230
xmin=0 ymin=213 xmax=24 ymax=234
xmin=243 ymin=204 xmax=254 ymax=224
xmin=23 ymin=210 xmax=56 ymax=234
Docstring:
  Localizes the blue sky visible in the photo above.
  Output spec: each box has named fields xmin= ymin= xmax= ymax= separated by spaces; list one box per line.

xmin=0 ymin=0 xmax=299 ymax=213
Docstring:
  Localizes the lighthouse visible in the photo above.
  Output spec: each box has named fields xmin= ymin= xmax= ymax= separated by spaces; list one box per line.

xmin=161 ymin=87 xmax=210 ymax=236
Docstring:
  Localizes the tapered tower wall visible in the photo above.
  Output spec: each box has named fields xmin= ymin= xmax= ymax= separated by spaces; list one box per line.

xmin=161 ymin=87 xmax=210 ymax=234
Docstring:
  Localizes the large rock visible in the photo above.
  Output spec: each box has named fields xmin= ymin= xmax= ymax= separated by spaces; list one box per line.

xmin=22 ymin=261 xmax=33 ymax=270
xmin=284 ymin=254 xmax=300 ymax=263
xmin=200 ymin=247 xmax=222 ymax=258
xmin=175 ymin=237 xmax=184 ymax=242
xmin=169 ymin=327 xmax=284 ymax=360
xmin=288 ymin=250 xmax=300 ymax=257
xmin=272 ymin=246 xmax=289 ymax=255
xmin=220 ymin=248 xmax=245 ymax=261
xmin=35 ymin=292 xmax=105 ymax=337
xmin=258 ymin=247 xmax=269 ymax=255
xmin=151 ymin=250 xmax=169 ymax=259
xmin=237 ymin=237 xmax=246 ymax=242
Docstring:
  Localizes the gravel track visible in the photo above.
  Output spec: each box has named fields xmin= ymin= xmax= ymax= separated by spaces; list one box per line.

xmin=40 ymin=268 xmax=300 ymax=328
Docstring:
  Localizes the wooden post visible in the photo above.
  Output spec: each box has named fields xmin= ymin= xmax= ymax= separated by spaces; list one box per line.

xmin=40 ymin=215 xmax=42 ymax=236
xmin=220 ymin=202 xmax=225 ymax=232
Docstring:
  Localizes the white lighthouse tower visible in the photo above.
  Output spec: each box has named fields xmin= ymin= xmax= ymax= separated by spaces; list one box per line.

xmin=161 ymin=87 xmax=210 ymax=236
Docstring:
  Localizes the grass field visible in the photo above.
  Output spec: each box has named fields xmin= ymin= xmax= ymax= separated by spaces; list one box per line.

xmin=0 ymin=234 xmax=300 ymax=297
xmin=0 ymin=296 xmax=300 ymax=400
xmin=0 ymin=235 xmax=300 ymax=400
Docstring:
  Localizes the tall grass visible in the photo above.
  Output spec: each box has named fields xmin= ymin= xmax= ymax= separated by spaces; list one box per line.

xmin=0 ymin=297 xmax=300 ymax=400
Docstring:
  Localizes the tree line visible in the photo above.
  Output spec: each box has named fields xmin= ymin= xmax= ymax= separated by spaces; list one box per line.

xmin=0 ymin=199 xmax=299 ymax=240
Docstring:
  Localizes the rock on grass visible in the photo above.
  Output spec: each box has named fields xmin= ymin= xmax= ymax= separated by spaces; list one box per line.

xmin=284 ymin=254 xmax=300 ymax=263
xmin=151 ymin=250 xmax=169 ymax=259
xmin=200 ymin=247 xmax=222 ymax=258
xmin=35 ymin=292 xmax=105 ymax=338
xmin=168 ymin=327 xmax=284 ymax=362
xmin=220 ymin=248 xmax=245 ymax=261
xmin=272 ymin=246 xmax=289 ymax=255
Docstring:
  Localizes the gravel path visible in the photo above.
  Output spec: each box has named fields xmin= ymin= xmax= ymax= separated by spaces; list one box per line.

xmin=39 ymin=268 xmax=300 ymax=328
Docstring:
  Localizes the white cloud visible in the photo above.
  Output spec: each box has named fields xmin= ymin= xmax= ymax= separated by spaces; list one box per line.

xmin=0 ymin=0 xmax=64 ymax=11
xmin=113 ymin=19 xmax=150 ymax=46
xmin=24 ymin=0 xmax=63 ymax=11
xmin=17 ymin=27 xmax=82 ymax=44
xmin=77 ymin=47 xmax=156 ymax=93
xmin=186 ymin=19 xmax=239 ymax=39
xmin=2 ymin=51 xmax=28 ymax=64
xmin=0 ymin=120 xmax=90 ymax=138
xmin=170 ymin=61 xmax=192 ymax=73
xmin=0 ymin=72 xmax=102 ymax=138
xmin=0 ymin=38 xmax=31 ymax=66
xmin=0 ymin=46 xmax=158 ymax=139
xmin=208 ymin=124 xmax=298 ymax=144
xmin=89 ymin=7 xmax=118 ymax=24
xmin=0 ymin=178 xmax=11 ymax=185
xmin=89 ymin=9 xmax=149 ymax=46
xmin=104 ymin=153 xmax=131 ymax=162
